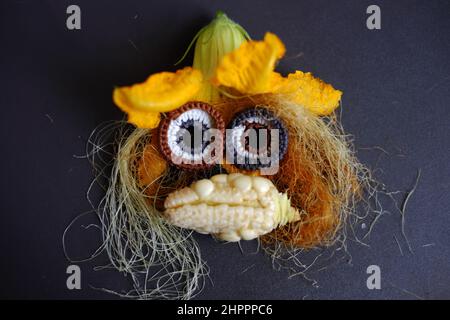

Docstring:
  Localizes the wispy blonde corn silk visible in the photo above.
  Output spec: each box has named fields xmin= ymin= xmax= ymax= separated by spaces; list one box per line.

xmin=82 ymin=93 xmax=380 ymax=298
xmin=83 ymin=123 xmax=209 ymax=300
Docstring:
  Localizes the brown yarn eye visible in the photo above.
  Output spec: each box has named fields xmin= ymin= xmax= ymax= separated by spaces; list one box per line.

xmin=159 ymin=101 xmax=225 ymax=170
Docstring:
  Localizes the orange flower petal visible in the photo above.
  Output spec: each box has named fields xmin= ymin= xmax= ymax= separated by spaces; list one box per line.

xmin=138 ymin=139 xmax=168 ymax=189
xmin=213 ymin=32 xmax=286 ymax=94
xmin=113 ymin=67 xmax=203 ymax=128
xmin=126 ymin=109 xmax=161 ymax=129
xmin=273 ymin=71 xmax=343 ymax=116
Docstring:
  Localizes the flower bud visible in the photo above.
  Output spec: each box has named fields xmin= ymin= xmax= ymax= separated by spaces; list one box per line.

xmin=192 ymin=11 xmax=249 ymax=102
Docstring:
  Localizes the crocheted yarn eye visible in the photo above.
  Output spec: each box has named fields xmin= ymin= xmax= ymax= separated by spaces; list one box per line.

xmin=159 ymin=101 xmax=225 ymax=170
xmin=226 ymin=107 xmax=288 ymax=170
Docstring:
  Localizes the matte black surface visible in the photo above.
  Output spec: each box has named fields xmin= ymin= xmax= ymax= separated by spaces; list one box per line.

xmin=1 ymin=0 xmax=449 ymax=299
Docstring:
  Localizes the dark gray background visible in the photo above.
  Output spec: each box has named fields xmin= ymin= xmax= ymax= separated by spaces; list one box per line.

xmin=1 ymin=0 xmax=449 ymax=299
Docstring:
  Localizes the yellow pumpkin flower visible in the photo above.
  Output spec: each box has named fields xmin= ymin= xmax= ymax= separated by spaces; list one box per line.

xmin=271 ymin=71 xmax=343 ymax=116
xmin=213 ymin=33 xmax=342 ymax=115
xmin=113 ymin=67 xmax=202 ymax=128
xmin=213 ymin=32 xmax=285 ymax=94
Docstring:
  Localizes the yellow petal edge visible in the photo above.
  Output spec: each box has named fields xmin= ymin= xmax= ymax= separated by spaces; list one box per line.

xmin=213 ymin=32 xmax=285 ymax=94
xmin=271 ymin=71 xmax=343 ymax=116
xmin=113 ymin=67 xmax=203 ymax=128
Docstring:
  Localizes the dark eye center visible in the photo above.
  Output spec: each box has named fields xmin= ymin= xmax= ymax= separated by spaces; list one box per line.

xmin=176 ymin=119 xmax=212 ymax=155
xmin=242 ymin=121 xmax=273 ymax=155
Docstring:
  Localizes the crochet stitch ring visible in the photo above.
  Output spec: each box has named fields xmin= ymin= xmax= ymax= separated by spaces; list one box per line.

xmin=159 ymin=101 xmax=225 ymax=170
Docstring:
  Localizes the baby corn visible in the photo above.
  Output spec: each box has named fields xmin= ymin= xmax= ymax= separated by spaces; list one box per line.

xmin=164 ymin=173 xmax=300 ymax=241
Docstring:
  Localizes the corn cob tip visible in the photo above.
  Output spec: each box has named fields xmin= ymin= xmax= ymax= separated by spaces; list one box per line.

xmin=274 ymin=191 xmax=301 ymax=226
